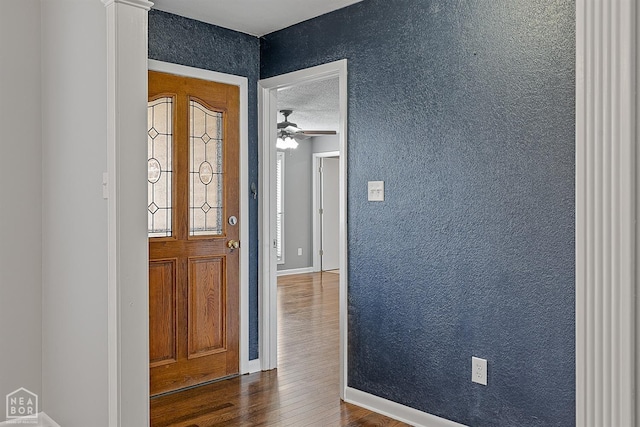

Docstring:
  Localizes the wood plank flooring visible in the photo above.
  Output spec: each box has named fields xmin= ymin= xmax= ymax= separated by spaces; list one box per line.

xmin=151 ymin=272 xmax=409 ymax=426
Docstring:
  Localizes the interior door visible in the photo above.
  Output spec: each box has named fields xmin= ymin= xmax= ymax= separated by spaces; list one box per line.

xmin=147 ymin=71 xmax=240 ymax=396
xmin=320 ymin=157 xmax=340 ymax=271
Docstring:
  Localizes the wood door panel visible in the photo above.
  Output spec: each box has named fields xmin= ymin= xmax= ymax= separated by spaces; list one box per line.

xmin=149 ymin=240 xmax=229 ymax=259
xmin=149 ymin=260 xmax=177 ymax=367
xmin=149 ymin=350 xmax=229 ymax=396
xmin=188 ymin=257 xmax=226 ymax=358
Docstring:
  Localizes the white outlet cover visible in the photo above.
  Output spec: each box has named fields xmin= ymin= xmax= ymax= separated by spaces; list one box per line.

xmin=472 ymin=356 xmax=487 ymax=386
xmin=368 ymin=181 xmax=384 ymax=201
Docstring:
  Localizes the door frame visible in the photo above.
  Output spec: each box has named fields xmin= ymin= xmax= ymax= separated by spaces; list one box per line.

xmin=148 ymin=59 xmax=253 ymax=375
xmin=312 ymin=151 xmax=340 ymax=272
xmin=258 ymin=60 xmax=348 ymax=397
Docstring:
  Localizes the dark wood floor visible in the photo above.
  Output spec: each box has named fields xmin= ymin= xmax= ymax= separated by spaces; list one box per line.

xmin=151 ymin=272 xmax=409 ymax=426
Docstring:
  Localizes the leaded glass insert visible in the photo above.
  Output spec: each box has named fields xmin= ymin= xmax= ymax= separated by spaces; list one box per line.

xmin=190 ymin=100 xmax=223 ymax=236
xmin=148 ymin=97 xmax=173 ymax=238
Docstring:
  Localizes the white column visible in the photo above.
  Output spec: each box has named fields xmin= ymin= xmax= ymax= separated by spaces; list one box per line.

xmin=103 ymin=0 xmax=152 ymax=425
xmin=576 ymin=1 xmax=636 ymax=426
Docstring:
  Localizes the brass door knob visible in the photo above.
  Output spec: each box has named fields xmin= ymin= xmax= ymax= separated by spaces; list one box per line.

xmin=227 ymin=240 xmax=240 ymax=249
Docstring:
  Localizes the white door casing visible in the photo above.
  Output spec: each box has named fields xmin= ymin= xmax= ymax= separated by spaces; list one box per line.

xmin=258 ymin=60 xmax=348 ymax=397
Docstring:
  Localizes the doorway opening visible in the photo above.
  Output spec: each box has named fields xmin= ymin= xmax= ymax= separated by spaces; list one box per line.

xmin=258 ymin=59 xmax=348 ymax=397
xmin=313 ymin=151 xmax=341 ymax=273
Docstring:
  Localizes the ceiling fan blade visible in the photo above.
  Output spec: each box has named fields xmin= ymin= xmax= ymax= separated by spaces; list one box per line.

xmin=284 ymin=125 xmax=302 ymax=133
xmin=296 ymin=130 xmax=337 ymax=136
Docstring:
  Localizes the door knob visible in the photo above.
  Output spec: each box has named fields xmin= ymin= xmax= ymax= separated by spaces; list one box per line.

xmin=227 ymin=240 xmax=240 ymax=249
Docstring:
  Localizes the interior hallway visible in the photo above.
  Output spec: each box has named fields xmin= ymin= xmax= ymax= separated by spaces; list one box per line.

xmin=151 ymin=272 xmax=409 ymax=426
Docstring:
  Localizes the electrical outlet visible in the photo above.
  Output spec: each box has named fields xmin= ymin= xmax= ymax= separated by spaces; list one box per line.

xmin=472 ymin=356 xmax=487 ymax=385
xmin=297 ymin=248 xmax=303 ymax=256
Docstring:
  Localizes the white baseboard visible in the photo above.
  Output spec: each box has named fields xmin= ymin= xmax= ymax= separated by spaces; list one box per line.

xmin=246 ymin=358 xmax=262 ymax=374
xmin=276 ymin=267 xmax=315 ymax=276
xmin=344 ymin=387 xmax=467 ymax=427
xmin=38 ymin=413 xmax=59 ymax=427
xmin=0 ymin=412 xmax=60 ymax=427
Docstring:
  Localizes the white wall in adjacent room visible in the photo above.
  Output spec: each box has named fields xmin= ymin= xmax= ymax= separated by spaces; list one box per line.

xmin=312 ymin=134 xmax=339 ymax=153
xmin=277 ymin=142 xmax=313 ymax=271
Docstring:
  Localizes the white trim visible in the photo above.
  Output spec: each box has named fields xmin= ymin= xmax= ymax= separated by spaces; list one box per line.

xmin=258 ymin=59 xmax=348 ymax=397
xmin=276 ymin=267 xmax=315 ymax=277
xmin=260 ymin=60 xmax=349 ymax=91
xmin=575 ymin=1 xmax=637 ymax=426
xmin=0 ymin=412 xmax=61 ymax=427
xmin=337 ymin=64 xmax=348 ymax=399
xmin=39 ymin=413 xmax=60 ymax=427
xmin=258 ymin=86 xmax=279 ymax=371
xmin=312 ymin=151 xmax=340 ymax=272
xmin=636 ymin=3 xmax=640 ymax=419
xmin=105 ymin=1 xmax=151 ymax=425
xmin=344 ymin=388 xmax=467 ymax=427
xmin=148 ymin=60 xmax=247 ymax=89
xmin=102 ymin=0 xmax=153 ymax=11
xmin=246 ymin=358 xmax=262 ymax=373
xmin=147 ymin=60 xmax=252 ymax=375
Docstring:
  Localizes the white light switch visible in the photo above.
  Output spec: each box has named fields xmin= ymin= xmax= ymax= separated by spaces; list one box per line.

xmin=102 ymin=172 xmax=109 ymax=199
xmin=368 ymin=181 xmax=384 ymax=202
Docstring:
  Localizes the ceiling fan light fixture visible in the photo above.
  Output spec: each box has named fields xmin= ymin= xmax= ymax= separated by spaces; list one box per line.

xmin=276 ymin=136 xmax=298 ymax=150
xmin=276 ymin=109 xmax=337 ymax=149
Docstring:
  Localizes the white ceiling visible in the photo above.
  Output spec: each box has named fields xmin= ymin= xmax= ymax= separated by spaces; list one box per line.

xmin=152 ymin=0 xmax=363 ymax=37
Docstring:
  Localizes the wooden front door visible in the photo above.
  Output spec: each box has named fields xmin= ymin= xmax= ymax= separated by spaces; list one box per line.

xmin=147 ymin=71 xmax=240 ymax=396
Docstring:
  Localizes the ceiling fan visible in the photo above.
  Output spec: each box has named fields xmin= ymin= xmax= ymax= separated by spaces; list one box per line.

xmin=277 ymin=109 xmax=337 ymax=142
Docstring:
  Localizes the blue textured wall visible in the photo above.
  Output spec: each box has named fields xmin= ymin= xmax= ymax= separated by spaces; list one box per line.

xmin=148 ymin=10 xmax=260 ymax=360
xmin=262 ymin=1 xmax=575 ymax=426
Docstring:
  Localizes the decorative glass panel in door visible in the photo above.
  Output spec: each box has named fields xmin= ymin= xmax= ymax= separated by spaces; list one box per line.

xmin=189 ymin=99 xmax=224 ymax=236
xmin=147 ymin=97 xmax=173 ymax=238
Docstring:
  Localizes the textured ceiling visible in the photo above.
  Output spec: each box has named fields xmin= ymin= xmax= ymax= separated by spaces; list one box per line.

xmin=152 ymin=0 xmax=363 ymax=37
xmin=277 ymin=78 xmax=340 ymax=132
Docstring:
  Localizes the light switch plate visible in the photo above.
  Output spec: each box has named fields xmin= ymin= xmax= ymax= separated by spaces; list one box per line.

xmin=102 ymin=172 xmax=109 ymax=199
xmin=368 ymin=181 xmax=384 ymax=201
